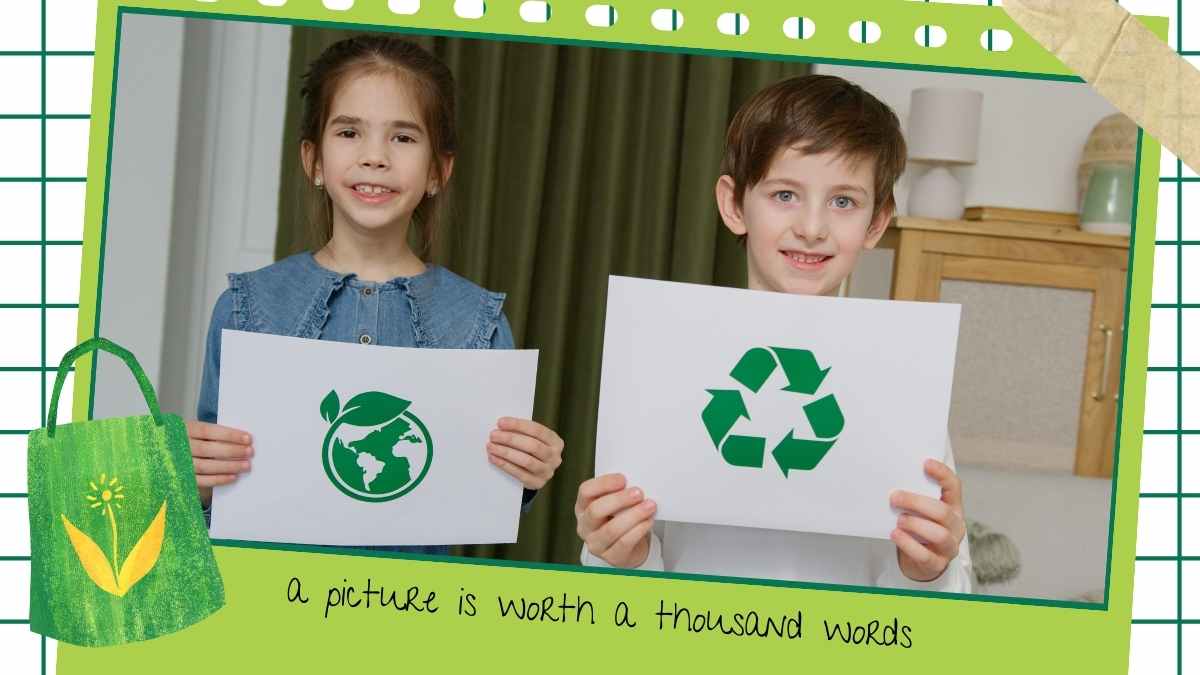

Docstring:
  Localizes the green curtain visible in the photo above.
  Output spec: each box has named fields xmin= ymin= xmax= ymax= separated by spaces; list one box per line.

xmin=276 ymin=29 xmax=810 ymax=566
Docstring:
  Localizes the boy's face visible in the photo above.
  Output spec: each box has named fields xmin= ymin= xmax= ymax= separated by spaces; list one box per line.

xmin=716 ymin=146 xmax=892 ymax=297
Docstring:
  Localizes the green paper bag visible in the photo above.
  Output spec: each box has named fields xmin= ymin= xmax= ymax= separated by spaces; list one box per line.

xmin=27 ymin=337 xmax=224 ymax=647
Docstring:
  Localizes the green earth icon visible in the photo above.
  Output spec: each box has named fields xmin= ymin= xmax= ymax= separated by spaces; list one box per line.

xmin=319 ymin=390 xmax=433 ymax=502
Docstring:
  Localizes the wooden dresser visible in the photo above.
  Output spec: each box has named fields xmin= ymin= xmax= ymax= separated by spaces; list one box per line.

xmin=877 ymin=216 xmax=1130 ymax=478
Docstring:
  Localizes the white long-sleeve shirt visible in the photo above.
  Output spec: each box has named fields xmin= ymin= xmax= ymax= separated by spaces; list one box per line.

xmin=582 ymin=438 xmax=973 ymax=594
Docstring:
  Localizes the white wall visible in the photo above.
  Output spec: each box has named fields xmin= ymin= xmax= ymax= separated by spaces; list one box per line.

xmin=95 ymin=16 xmax=290 ymax=420
xmin=160 ymin=17 xmax=292 ymax=422
xmin=93 ymin=15 xmax=185 ymax=419
xmin=815 ymin=63 xmax=1120 ymax=215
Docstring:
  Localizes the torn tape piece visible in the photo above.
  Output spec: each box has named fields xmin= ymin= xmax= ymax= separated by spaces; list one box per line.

xmin=1005 ymin=0 xmax=1198 ymax=174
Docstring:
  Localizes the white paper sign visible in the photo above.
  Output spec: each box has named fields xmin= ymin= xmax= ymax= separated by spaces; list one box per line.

xmin=210 ymin=330 xmax=538 ymax=546
xmin=595 ymin=276 xmax=960 ymax=540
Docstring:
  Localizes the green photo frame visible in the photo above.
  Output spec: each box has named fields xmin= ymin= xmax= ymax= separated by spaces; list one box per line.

xmin=62 ymin=1 xmax=1162 ymax=671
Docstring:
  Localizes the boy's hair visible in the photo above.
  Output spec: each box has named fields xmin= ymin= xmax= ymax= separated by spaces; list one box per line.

xmin=720 ymin=74 xmax=906 ymax=237
xmin=299 ymin=35 xmax=456 ymax=257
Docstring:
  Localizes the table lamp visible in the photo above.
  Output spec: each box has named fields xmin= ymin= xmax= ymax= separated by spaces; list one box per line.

xmin=906 ymin=87 xmax=983 ymax=220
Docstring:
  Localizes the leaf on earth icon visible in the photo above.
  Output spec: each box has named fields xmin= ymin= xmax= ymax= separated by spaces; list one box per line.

xmin=320 ymin=389 xmax=340 ymax=424
xmin=61 ymin=500 xmax=167 ymax=598
xmin=339 ymin=391 xmax=411 ymax=427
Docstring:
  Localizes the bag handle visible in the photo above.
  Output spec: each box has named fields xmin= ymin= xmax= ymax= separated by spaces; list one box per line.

xmin=47 ymin=337 xmax=165 ymax=438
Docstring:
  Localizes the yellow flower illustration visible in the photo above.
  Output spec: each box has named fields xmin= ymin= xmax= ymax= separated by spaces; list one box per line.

xmin=62 ymin=474 xmax=167 ymax=597
xmin=85 ymin=473 xmax=125 ymax=571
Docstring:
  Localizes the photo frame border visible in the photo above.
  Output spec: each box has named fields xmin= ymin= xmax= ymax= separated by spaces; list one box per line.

xmin=63 ymin=3 xmax=1163 ymax=669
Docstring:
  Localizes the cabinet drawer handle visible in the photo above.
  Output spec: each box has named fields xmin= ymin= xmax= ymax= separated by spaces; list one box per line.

xmin=1092 ymin=323 xmax=1114 ymax=402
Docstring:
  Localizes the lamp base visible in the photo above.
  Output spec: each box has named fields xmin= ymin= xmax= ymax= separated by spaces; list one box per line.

xmin=908 ymin=165 xmax=965 ymax=220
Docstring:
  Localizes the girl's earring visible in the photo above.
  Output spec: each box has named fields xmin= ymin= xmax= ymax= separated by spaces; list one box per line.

xmin=426 ymin=188 xmax=438 ymax=199
xmin=314 ymin=176 xmax=324 ymax=190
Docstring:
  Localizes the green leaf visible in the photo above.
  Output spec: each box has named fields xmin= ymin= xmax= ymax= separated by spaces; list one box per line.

xmin=340 ymin=391 xmax=411 ymax=427
xmin=320 ymin=390 xmax=340 ymax=423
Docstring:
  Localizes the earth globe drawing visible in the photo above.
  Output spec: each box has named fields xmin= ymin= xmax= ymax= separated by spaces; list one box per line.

xmin=319 ymin=390 xmax=433 ymax=502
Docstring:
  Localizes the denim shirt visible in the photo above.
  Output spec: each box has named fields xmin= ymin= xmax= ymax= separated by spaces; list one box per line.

xmin=198 ymin=252 xmax=532 ymax=555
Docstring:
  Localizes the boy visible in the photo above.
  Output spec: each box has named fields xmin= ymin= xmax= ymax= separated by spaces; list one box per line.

xmin=575 ymin=75 xmax=971 ymax=592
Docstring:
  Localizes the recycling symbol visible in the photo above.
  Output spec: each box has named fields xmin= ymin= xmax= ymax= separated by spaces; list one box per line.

xmin=701 ymin=347 xmax=844 ymax=476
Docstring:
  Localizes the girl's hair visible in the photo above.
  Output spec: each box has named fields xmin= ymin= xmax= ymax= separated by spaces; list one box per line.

xmin=299 ymin=35 xmax=457 ymax=257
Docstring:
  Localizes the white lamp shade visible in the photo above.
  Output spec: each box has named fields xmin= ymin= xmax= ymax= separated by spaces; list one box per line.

xmin=907 ymin=87 xmax=983 ymax=164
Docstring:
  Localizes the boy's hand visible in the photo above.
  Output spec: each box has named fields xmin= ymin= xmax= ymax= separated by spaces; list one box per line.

xmin=889 ymin=459 xmax=966 ymax=582
xmin=486 ymin=417 xmax=564 ymax=490
xmin=186 ymin=420 xmax=253 ymax=507
xmin=576 ymin=473 xmax=657 ymax=568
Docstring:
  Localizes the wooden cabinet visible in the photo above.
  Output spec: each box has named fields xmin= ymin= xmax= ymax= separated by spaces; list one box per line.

xmin=878 ymin=217 xmax=1129 ymax=478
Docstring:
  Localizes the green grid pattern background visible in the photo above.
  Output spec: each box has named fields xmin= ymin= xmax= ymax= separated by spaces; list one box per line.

xmin=0 ymin=0 xmax=1193 ymax=672
xmin=1124 ymin=2 xmax=1200 ymax=673
xmin=1 ymin=1 xmax=92 ymax=671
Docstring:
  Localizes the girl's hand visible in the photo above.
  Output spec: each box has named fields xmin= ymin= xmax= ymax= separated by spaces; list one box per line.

xmin=889 ymin=459 xmax=966 ymax=582
xmin=485 ymin=417 xmax=564 ymax=489
xmin=186 ymin=420 xmax=254 ymax=507
xmin=575 ymin=473 xmax=656 ymax=568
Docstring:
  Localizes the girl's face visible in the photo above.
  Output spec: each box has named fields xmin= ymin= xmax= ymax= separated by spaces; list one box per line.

xmin=303 ymin=71 xmax=446 ymax=238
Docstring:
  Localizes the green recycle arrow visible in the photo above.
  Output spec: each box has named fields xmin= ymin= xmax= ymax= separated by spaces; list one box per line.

xmin=730 ymin=347 xmax=776 ymax=393
xmin=701 ymin=389 xmax=749 ymax=447
xmin=772 ymin=347 xmax=830 ymax=395
xmin=803 ymin=392 xmax=845 ymax=439
xmin=771 ymin=432 xmax=835 ymax=476
xmin=722 ymin=435 xmax=767 ymax=468
xmin=702 ymin=347 xmax=844 ymax=475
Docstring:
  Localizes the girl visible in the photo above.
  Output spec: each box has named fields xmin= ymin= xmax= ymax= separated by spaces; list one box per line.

xmin=188 ymin=35 xmax=564 ymax=554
